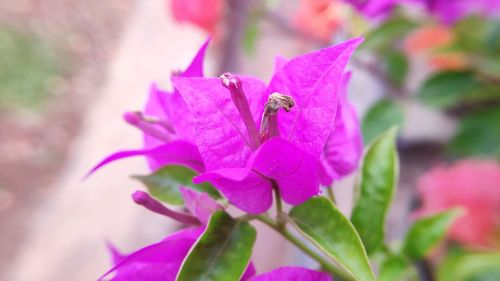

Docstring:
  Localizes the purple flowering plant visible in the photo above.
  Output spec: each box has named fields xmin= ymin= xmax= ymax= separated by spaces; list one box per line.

xmin=89 ymin=35 xmax=463 ymax=281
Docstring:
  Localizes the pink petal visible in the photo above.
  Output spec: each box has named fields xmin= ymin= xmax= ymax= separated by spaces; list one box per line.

xmin=172 ymin=76 xmax=267 ymax=170
xmin=143 ymin=85 xmax=172 ymax=149
xmin=251 ymin=266 xmax=332 ymax=281
xmin=266 ymin=38 xmax=363 ymax=158
xmin=180 ymin=187 xmax=222 ymax=225
xmin=86 ymin=141 xmax=204 ymax=178
xmin=321 ymin=72 xmax=363 ymax=185
xmin=194 ymin=138 xmax=320 ymax=213
xmin=100 ymin=227 xmax=203 ymax=281
xmin=194 ymin=168 xmax=273 ymax=214
xmin=164 ymin=90 xmax=197 ymax=143
xmin=241 ymin=262 xmax=257 ymax=281
xmin=181 ymin=37 xmax=210 ymax=77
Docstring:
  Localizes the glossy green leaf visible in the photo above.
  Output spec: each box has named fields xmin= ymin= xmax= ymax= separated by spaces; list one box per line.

xmin=351 ymin=127 xmax=398 ymax=255
xmin=362 ymin=99 xmax=404 ymax=144
xmin=383 ymin=51 xmax=408 ymax=85
xmin=448 ymin=107 xmax=500 ymax=157
xmin=290 ymin=197 xmax=376 ymax=281
xmin=402 ymin=208 xmax=463 ymax=260
xmin=176 ymin=211 xmax=256 ymax=281
xmin=132 ymin=165 xmax=220 ymax=205
xmin=379 ymin=254 xmax=410 ymax=281
xmin=362 ymin=16 xmax=416 ymax=51
xmin=438 ymin=249 xmax=500 ymax=281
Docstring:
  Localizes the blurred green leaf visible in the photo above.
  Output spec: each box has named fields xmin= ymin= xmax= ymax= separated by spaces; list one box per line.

xmin=351 ymin=127 xmax=399 ymax=255
xmin=290 ymin=197 xmax=376 ymax=281
xmin=362 ymin=17 xmax=416 ymax=51
xmin=383 ymin=51 xmax=408 ymax=85
xmin=402 ymin=208 xmax=463 ymax=260
xmin=379 ymin=254 xmax=410 ymax=281
xmin=448 ymin=107 xmax=500 ymax=157
xmin=243 ymin=19 xmax=259 ymax=55
xmin=438 ymin=249 xmax=500 ymax=281
xmin=453 ymin=17 xmax=500 ymax=54
xmin=176 ymin=211 xmax=256 ymax=281
xmin=132 ymin=165 xmax=220 ymax=205
xmin=362 ymin=99 xmax=404 ymax=144
xmin=418 ymin=71 xmax=480 ymax=108
xmin=0 ymin=25 xmax=71 ymax=110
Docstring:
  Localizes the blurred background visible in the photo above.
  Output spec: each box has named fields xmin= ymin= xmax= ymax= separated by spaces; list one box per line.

xmin=0 ymin=0 xmax=499 ymax=280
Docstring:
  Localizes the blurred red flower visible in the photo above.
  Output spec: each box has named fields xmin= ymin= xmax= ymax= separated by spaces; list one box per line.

xmin=403 ymin=25 xmax=468 ymax=71
xmin=170 ymin=0 xmax=223 ymax=34
xmin=294 ymin=0 xmax=343 ymax=41
xmin=416 ymin=159 xmax=500 ymax=249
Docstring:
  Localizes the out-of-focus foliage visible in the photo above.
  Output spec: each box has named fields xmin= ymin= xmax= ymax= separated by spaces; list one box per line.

xmin=438 ymin=249 xmax=500 ymax=281
xmin=362 ymin=99 xmax=404 ymax=144
xmin=448 ymin=108 xmax=500 ymax=157
xmin=0 ymin=25 xmax=71 ymax=110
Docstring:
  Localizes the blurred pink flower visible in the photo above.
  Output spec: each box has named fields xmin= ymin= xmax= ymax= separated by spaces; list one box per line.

xmin=170 ymin=0 xmax=223 ymax=34
xmin=294 ymin=0 xmax=343 ymax=41
xmin=408 ymin=0 xmax=500 ymax=24
xmin=343 ymin=0 xmax=398 ymax=19
xmin=415 ymin=159 xmax=500 ymax=248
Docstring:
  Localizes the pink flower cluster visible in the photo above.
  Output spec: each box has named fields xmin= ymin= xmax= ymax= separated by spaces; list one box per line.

xmin=416 ymin=159 xmax=500 ymax=249
xmin=90 ymin=37 xmax=364 ymax=280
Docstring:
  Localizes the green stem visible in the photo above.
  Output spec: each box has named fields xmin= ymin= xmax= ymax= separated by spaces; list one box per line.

xmin=273 ymin=183 xmax=285 ymax=230
xmin=326 ymin=188 xmax=336 ymax=204
xmin=255 ymin=215 xmax=353 ymax=280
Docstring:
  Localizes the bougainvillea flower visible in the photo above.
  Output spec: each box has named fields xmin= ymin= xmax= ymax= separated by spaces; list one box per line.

xmin=294 ymin=0 xmax=344 ymax=41
xmin=87 ymin=39 xmax=210 ymax=177
xmin=172 ymin=38 xmax=363 ymax=213
xmin=101 ymin=188 xmax=255 ymax=280
xmin=320 ymin=72 xmax=363 ymax=186
xmin=409 ymin=0 xmax=500 ymax=24
xmin=170 ymin=0 xmax=223 ymax=35
xmin=415 ymin=159 xmax=500 ymax=248
xmin=251 ymin=266 xmax=332 ymax=281
xmin=343 ymin=0 xmax=399 ymax=19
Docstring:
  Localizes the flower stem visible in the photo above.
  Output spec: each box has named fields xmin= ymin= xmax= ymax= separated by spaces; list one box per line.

xmin=272 ymin=181 xmax=285 ymax=230
xmin=326 ymin=187 xmax=336 ymax=204
xmin=255 ymin=215 xmax=353 ymax=280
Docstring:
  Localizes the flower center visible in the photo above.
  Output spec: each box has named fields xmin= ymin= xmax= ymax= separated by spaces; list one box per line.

xmin=220 ymin=73 xmax=261 ymax=150
xmin=124 ymin=111 xmax=175 ymax=142
xmin=260 ymin=93 xmax=295 ymax=141
xmin=220 ymin=73 xmax=295 ymax=146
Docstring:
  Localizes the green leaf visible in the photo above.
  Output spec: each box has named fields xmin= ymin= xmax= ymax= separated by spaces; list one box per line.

xmin=362 ymin=99 xmax=404 ymax=144
xmin=176 ymin=211 xmax=256 ymax=281
xmin=379 ymin=254 xmax=410 ymax=281
xmin=383 ymin=51 xmax=408 ymax=85
xmin=438 ymin=249 xmax=500 ymax=281
xmin=362 ymin=16 xmax=416 ymax=51
xmin=351 ymin=127 xmax=399 ymax=255
xmin=290 ymin=197 xmax=376 ymax=281
xmin=132 ymin=165 xmax=220 ymax=205
xmin=402 ymin=208 xmax=463 ymax=260
xmin=418 ymin=71 xmax=480 ymax=108
xmin=243 ymin=20 xmax=259 ymax=55
xmin=448 ymin=107 xmax=500 ymax=157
